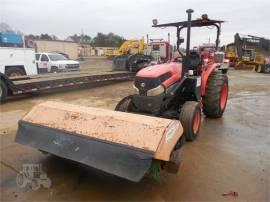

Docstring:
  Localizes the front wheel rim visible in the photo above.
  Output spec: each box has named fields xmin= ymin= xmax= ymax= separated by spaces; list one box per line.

xmin=193 ymin=111 xmax=200 ymax=134
xmin=220 ymin=83 xmax=228 ymax=110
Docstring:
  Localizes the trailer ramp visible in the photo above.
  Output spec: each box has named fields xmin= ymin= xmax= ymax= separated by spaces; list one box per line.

xmin=10 ymin=71 xmax=134 ymax=95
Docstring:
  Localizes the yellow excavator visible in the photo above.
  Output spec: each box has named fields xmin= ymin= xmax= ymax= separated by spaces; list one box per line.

xmin=104 ymin=37 xmax=145 ymax=57
xmin=105 ymin=37 xmax=153 ymax=72
xmin=106 ymin=36 xmax=174 ymax=72
xmin=225 ymin=44 xmax=265 ymax=69
xmin=225 ymin=33 xmax=270 ymax=72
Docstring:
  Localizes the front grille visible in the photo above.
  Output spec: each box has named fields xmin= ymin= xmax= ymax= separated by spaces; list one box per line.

xmin=134 ymin=72 xmax=172 ymax=92
xmin=133 ymin=94 xmax=164 ymax=115
xmin=66 ymin=64 xmax=80 ymax=69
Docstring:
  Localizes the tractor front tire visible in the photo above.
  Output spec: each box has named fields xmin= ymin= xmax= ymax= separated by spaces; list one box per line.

xmin=203 ymin=71 xmax=228 ymax=118
xmin=179 ymin=101 xmax=201 ymax=141
xmin=115 ymin=96 xmax=135 ymax=112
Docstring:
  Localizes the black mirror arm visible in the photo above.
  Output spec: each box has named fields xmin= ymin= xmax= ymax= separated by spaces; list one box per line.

xmin=177 ymin=26 xmax=184 ymax=57
xmin=214 ymin=23 xmax=221 ymax=50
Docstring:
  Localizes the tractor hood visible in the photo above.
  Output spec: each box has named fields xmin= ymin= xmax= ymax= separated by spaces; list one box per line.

xmin=135 ymin=62 xmax=182 ymax=88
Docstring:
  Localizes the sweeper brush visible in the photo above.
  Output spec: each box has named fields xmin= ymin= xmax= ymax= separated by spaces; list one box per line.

xmin=16 ymin=101 xmax=184 ymax=182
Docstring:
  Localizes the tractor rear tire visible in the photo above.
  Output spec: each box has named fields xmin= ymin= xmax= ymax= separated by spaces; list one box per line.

xmin=203 ymin=71 xmax=228 ymax=118
xmin=179 ymin=101 xmax=201 ymax=141
xmin=115 ymin=96 xmax=135 ymax=112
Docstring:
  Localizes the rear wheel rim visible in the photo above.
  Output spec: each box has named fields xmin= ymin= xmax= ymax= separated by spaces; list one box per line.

xmin=220 ymin=83 xmax=228 ymax=110
xmin=193 ymin=111 xmax=200 ymax=134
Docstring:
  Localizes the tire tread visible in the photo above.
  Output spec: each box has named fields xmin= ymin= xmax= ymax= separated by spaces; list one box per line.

xmin=203 ymin=71 xmax=228 ymax=118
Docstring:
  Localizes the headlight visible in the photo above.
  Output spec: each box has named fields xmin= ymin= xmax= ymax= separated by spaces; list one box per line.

xmin=147 ymin=85 xmax=164 ymax=96
xmin=133 ymin=85 xmax=139 ymax=94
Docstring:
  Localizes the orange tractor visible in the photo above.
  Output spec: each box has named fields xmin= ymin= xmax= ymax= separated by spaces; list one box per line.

xmin=116 ymin=10 xmax=228 ymax=140
xmin=16 ymin=9 xmax=228 ymax=182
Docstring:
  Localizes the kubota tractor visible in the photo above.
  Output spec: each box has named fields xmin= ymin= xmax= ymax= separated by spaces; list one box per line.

xmin=116 ymin=9 xmax=229 ymax=141
xmin=15 ymin=9 xmax=229 ymax=182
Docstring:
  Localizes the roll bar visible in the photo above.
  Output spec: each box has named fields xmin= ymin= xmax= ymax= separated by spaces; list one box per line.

xmin=152 ymin=9 xmax=225 ymax=57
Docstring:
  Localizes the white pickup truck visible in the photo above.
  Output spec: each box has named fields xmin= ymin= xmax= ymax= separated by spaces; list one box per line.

xmin=35 ymin=52 xmax=80 ymax=73
xmin=0 ymin=47 xmax=37 ymax=76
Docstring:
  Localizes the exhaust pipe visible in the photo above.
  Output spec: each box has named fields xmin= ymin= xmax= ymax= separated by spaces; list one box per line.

xmin=168 ymin=33 xmax=171 ymax=60
xmin=186 ymin=9 xmax=194 ymax=56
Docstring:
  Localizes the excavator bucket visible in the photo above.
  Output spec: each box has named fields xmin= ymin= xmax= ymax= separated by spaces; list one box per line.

xmin=15 ymin=101 xmax=183 ymax=182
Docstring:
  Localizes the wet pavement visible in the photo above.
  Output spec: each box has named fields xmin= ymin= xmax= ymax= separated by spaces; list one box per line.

xmin=0 ymin=69 xmax=269 ymax=201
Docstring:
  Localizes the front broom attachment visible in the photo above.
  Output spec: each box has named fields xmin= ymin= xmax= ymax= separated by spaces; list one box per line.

xmin=16 ymin=101 xmax=183 ymax=182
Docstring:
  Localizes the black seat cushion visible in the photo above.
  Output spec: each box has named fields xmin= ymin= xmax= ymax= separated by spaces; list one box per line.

xmin=182 ymin=50 xmax=201 ymax=71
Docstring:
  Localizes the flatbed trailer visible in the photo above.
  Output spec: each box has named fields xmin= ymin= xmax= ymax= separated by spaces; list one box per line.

xmin=0 ymin=70 xmax=135 ymax=102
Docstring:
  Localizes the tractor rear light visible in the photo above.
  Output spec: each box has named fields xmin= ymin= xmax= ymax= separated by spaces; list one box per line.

xmin=147 ymin=85 xmax=165 ymax=96
xmin=133 ymin=85 xmax=139 ymax=94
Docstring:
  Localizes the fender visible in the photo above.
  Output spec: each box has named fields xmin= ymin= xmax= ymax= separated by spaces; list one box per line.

xmin=201 ymin=63 xmax=220 ymax=96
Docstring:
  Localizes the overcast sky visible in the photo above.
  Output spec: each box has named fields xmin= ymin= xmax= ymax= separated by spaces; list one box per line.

xmin=1 ymin=0 xmax=269 ymax=46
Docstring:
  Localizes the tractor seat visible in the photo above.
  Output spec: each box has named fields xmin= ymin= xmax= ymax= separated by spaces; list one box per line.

xmin=183 ymin=50 xmax=201 ymax=71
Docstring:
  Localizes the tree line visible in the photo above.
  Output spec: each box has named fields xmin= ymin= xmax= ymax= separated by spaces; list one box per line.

xmin=1 ymin=22 xmax=125 ymax=47
xmin=25 ymin=32 xmax=125 ymax=47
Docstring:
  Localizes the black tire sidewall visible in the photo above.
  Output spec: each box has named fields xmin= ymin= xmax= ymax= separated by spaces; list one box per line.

xmin=203 ymin=72 xmax=228 ymax=118
xmin=219 ymin=80 xmax=229 ymax=115
xmin=115 ymin=96 xmax=134 ymax=112
xmin=189 ymin=104 xmax=201 ymax=139
xmin=179 ymin=102 xmax=201 ymax=141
